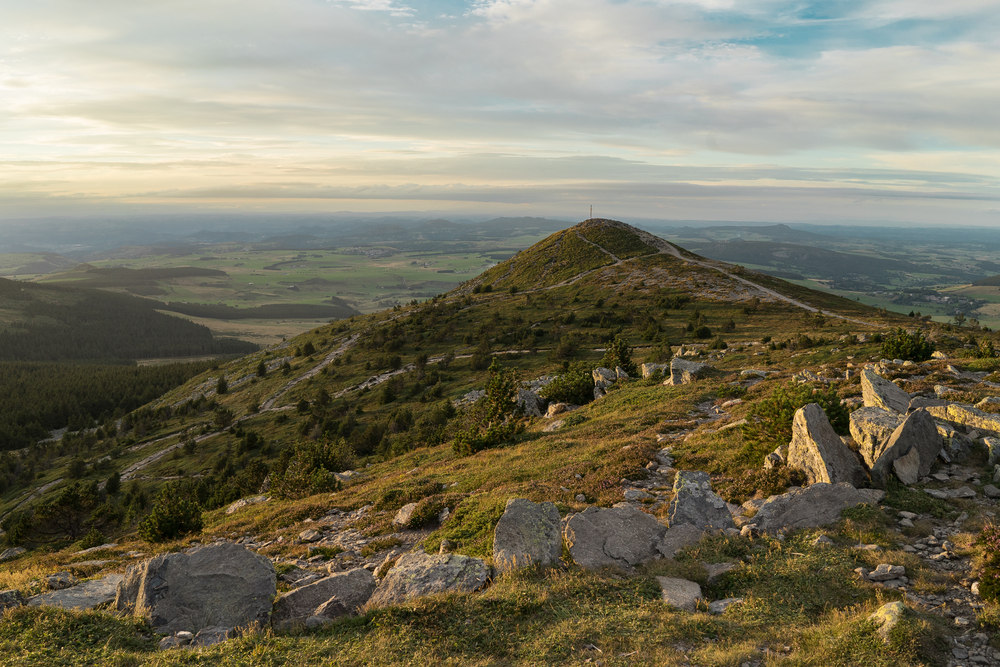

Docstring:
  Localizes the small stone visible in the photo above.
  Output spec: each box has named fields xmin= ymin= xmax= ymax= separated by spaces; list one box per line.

xmin=984 ymin=484 xmax=1000 ymax=499
xmin=623 ymin=489 xmax=653 ymax=501
xmin=899 ymin=518 xmax=914 ymax=528
xmin=869 ymin=601 xmax=906 ymax=643
xmin=574 ymin=494 xmax=586 ymax=503
xmin=708 ymin=597 xmax=743 ymax=614
xmin=392 ymin=503 xmax=419 ymax=529
xmin=299 ymin=529 xmax=322 ymax=543
xmin=952 ymin=486 xmax=977 ymax=499
xmin=899 ymin=511 xmax=917 ymax=520
xmin=812 ymin=535 xmax=834 ymax=548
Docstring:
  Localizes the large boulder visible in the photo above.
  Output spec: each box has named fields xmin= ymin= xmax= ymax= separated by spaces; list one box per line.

xmin=861 ymin=369 xmax=911 ymax=414
xmin=516 ymin=389 xmax=544 ymax=418
xmin=752 ymin=483 xmax=884 ymax=532
xmin=492 ymin=498 xmax=562 ymax=573
xmin=668 ymin=471 xmax=734 ymax=531
xmin=850 ymin=407 xmax=905 ymax=469
xmin=870 ymin=409 xmax=941 ymax=485
xmin=271 ymin=568 xmax=376 ymax=631
xmin=115 ymin=543 xmax=276 ymax=634
xmin=367 ymin=552 xmax=491 ymax=608
xmin=563 ymin=506 xmax=667 ymax=571
xmin=664 ymin=358 xmax=709 ymax=386
xmin=787 ymin=403 xmax=868 ymax=487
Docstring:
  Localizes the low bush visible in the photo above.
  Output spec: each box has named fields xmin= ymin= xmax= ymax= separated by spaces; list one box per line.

xmin=880 ymin=327 xmax=935 ymax=362
xmin=540 ymin=364 xmax=594 ymax=405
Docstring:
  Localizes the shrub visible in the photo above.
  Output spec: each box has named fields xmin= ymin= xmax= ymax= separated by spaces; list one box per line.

xmin=453 ymin=358 xmax=522 ymax=456
xmin=601 ymin=335 xmax=638 ymax=377
xmin=256 ymin=361 xmax=267 ymax=377
xmin=78 ymin=528 xmax=106 ymax=550
xmin=138 ymin=486 xmax=203 ymax=542
xmin=708 ymin=337 xmax=728 ymax=350
xmin=216 ymin=376 xmax=228 ymax=394
xmin=692 ymin=325 xmax=712 ymax=339
xmin=880 ymin=327 xmax=935 ymax=362
xmin=977 ymin=522 xmax=1000 ymax=602
xmin=270 ymin=438 xmax=350 ymax=500
xmin=540 ymin=363 xmax=595 ymax=405
xmin=741 ymin=382 xmax=849 ymax=463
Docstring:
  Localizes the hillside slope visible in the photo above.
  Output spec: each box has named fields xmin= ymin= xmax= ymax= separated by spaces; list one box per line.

xmin=0 ymin=219 xmax=981 ymax=667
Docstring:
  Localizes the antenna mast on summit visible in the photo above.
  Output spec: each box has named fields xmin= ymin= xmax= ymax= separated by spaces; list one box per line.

xmin=590 ymin=205 xmax=593 ymax=219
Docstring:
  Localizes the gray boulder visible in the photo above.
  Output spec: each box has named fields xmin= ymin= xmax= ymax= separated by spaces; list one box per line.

xmin=850 ymin=407 xmax=905 ymax=469
xmin=641 ymin=363 xmax=669 ymax=379
xmin=392 ymin=502 xmax=419 ymax=529
xmin=861 ymin=369 xmax=911 ymax=414
xmin=516 ymin=389 xmax=544 ymax=418
xmin=657 ymin=524 xmax=705 ymax=559
xmin=657 ymin=577 xmax=702 ymax=612
xmin=892 ymin=447 xmax=921 ymax=485
xmin=31 ymin=574 xmax=123 ymax=610
xmin=367 ymin=552 xmax=491 ymax=608
xmin=787 ymin=403 xmax=868 ymax=487
xmin=115 ymin=542 xmax=275 ymax=634
xmin=592 ymin=367 xmax=616 ymax=388
xmin=752 ymin=483 xmax=883 ymax=532
xmin=493 ymin=498 xmax=562 ymax=573
xmin=46 ymin=572 xmax=78 ymax=591
xmin=272 ymin=568 xmax=376 ymax=630
xmin=564 ymin=506 xmax=666 ymax=571
xmin=668 ymin=471 xmax=734 ymax=531
xmin=664 ymin=358 xmax=709 ymax=386
xmin=0 ymin=547 xmax=25 ymax=562
xmin=870 ymin=409 xmax=941 ymax=485
xmin=0 ymin=589 xmax=25 ymax=618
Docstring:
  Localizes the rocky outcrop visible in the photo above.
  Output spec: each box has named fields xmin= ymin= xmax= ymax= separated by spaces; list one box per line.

xmin=786 ymin=403 xmax=868 ymax=487
xmin=938 ymin=404 xmax=1000 ymax=437
xmin=563 ymin=506 xmax=667 ymax=571
xmin=751 ymin=483 xmax=884 ymax=532
xmin=115 ymin=543 xmax=275 ymax=634
xmin=667 ymin=471 xmax=733 ymax=531
xmin=367 ymin=552 xmax=491 ymax=608
xmin=861 ymin=369 xmax=911 ymax=414
xmin=869 ymin=409 xmax=941 ymax=485
xmin=664 ymin=358 xmax=709 ymax=386
xmin=493 ymin=498 xmax=563 ymax=573
xmin=850 ymin=407 xmax=905 ymax=469
xmin=592 ymin=367 xmax=617 ymax=399
xmin=271 ymin=568 xmax=376 ymax=631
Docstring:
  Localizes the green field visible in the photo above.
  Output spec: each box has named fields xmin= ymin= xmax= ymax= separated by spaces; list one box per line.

xmin=31 ymin=235 xmax=551 ymax=345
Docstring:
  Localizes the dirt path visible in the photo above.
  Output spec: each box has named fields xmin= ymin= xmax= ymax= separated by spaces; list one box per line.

xmin=261 ymin=334 xmax=359 ymax=410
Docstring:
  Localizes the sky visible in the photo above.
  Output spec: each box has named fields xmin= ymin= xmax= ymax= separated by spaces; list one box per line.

xmin=2 ymin=0 xmax=999 ymax=225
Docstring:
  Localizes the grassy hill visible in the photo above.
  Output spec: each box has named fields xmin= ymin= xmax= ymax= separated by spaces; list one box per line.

xmin=0 ymin=219 xmax=988 ymax=666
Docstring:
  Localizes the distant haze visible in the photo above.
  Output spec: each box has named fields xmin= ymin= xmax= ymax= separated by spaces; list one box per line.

xmin=2 ymin=1 xmax=999 ymax=226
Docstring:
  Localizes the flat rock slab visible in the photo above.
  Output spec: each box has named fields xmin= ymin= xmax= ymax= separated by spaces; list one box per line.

xmin=493 ymin=498 xmax=562 ymax=573
xmin=657 ymin=577 xmax=702 ymax=612
xmin=564 ymin=506 xmax=667 ymax=571
xmin=367 ymin=552 xmax=491 ymax=608
xmin=29 ymin=574 xmax=124 ymax=610
xmin=752 ymin=483 xmax=883 ymax=532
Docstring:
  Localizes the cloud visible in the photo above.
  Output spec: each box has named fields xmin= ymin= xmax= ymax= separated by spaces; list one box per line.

xmin=0 ymin=0 xmax=998 ymax=222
